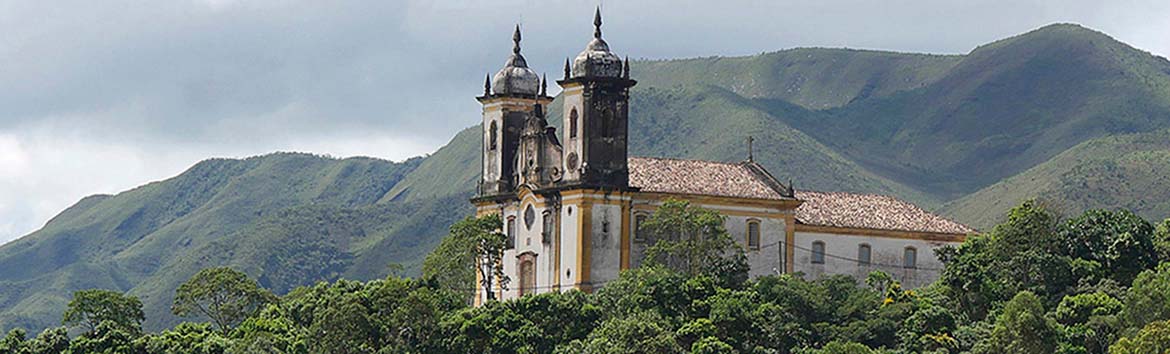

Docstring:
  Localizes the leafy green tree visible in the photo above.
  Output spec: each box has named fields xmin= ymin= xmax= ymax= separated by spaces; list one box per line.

xmin=0 ymin=328 xmax=28 ymax=354
xmin=426 ymin=214 xmax=509 ymax=301
xmin=864 ymin=271 xmax=895 ymax=295
xmin=1109 ymin=320 xmax=1170 ymax=354
xmin=1058 ymin=209 xmax=1157 ymax=285
xmin=279 ymin=276 xmax=463 ymax=353
xmin=62 ymin=289 xmax=145 ymax=335
xmin=690 ymin=336 xmax=734 ymax=354
xmin=27 ymin=327 xmax=70 ymax=354
xmin=231 ymin=304 xmax=308 ymax=353
xmin=172 ymin=267 xmax=276 ymax=333
xmin=1055 ymin=292 xmax=1123 ymax=354
xmin=1055 ymin=292 xmax=1122 ymax=326
xmin=576 ymin=311 xmax=681 ymax=354
xmin=67 ymin=320 xmax=142 ymax=354
xmin=641 ymin=199 xmax=749 ymax=287
xmin=896 ymin=304 xmax=958 ymax=352
xmin=436 ymin=289 xmax=598 ymax=353
xmin=423 ymin=214 xmax=508 ymax=301
xmin=1154 ymin=219 xmax=1170 ymax=263
xmin=1123 ymin=262 xmax=1170 ymax=329
xmin=136 ymin=322 xmax=231 ymax=354
xmin=939 ymin=201 xmax=1076 ymax=320
xmin=795 ymin=341 xmax=880 ymax=354
xmin=975 ymin=291 xmax=1058 ymax=354
xmin=593 ymin=266 xmax=694 ymax=322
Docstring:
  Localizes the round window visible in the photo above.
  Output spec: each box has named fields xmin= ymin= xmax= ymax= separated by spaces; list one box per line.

xmin=567 ymin=152 xmax=579 ymax=170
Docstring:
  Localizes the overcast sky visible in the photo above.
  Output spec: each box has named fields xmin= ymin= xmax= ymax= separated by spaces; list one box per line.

xmin=1 ymin=0 xmax=1168 ymax=244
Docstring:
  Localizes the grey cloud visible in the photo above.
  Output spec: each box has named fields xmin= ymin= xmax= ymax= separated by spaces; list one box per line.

xmin=1 ymin=0 xmax=1168 ymax=243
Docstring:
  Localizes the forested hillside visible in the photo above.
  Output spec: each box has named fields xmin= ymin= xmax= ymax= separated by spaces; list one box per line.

xmin=3 ymin=23 xmax=1170 ymax=333
xmin=0 ymin=153 xmax=471 ymax=331
xmin=943 ymin=129 xmax=1170 ymax=229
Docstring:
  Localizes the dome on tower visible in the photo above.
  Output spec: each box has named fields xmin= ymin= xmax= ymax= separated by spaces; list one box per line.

xmin=492 ymin=25 xmax=540 ymax=96
xmin=571 ymin=8 xmax=622 ymax=78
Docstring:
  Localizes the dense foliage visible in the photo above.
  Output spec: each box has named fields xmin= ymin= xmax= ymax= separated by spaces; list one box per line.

xmin=3 ymin=200 xmax=1170 ymax=353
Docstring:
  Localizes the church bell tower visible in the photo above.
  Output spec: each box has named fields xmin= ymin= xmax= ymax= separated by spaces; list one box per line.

xmin=557 ymin=9 xmax=637 ymax=190
xmin=478 ymin=26 xmax=554 ymax=197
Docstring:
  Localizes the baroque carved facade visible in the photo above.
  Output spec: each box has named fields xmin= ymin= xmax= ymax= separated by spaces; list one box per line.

xmin=472 ymin=10 xmax=973 ymax=304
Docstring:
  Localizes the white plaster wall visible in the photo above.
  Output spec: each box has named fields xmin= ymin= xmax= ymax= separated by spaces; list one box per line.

xmin=561 ymin=87 xmax=583 ymax=181
xmin=558 ymin=203 xmax=580 ymax=293
xmin=589 ymin=203 xmax=624 ymax=287
xmin=793 ymin=231 xmax=953 ymax=288
xmin=495 ymin=201 xmax=560 ymax=301
xmin=482 ymin=109 xmax=503 ymax=183
xmin=723 ymin=215 xmax=787 ymax=278
xmin=496 ymin=204 xmax=519 ymax=300
xmin=625 ymin=200 xmax=789 ymax=280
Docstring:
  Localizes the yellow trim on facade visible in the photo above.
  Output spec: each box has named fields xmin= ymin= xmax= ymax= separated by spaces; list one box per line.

xmin=634 ymin=192 xmax=802 ymax=210
xmin=474 ymin=265 xmax=483 ymax=306
xmin=577 ymin=201 xmax=593 ymax=292
xmin=785 ymin=214 xmax=796 ymax=273
xmin=630 ymin=204 xmax=786 ymax=219
xmin=793 ymin=223 xmax=967 ymax=242
xmin=553 ymin=202 xmax=562 ymax=290
xmin=620 ymin=201 xmax=632 ymax=270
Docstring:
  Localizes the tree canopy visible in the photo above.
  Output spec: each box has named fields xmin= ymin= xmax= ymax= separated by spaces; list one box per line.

xmin=3 ymin=200 xmax=1170 ymax=353
xmin=172 ymin=267 xmax=276 ymax=333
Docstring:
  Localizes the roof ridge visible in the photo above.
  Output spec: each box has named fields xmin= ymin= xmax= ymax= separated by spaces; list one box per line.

xmin=629 ymin=156 xmax=742 ymax=166
xmin=742 ymin=160 xmax=794 ymax=198
xmin=796 ymin=189 xmax=900 ymax=199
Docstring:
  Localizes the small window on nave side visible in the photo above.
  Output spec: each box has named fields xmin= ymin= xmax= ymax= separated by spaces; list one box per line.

xmin=747 ymin=220 xmax=761 ymax=250
xmin=811 ymin=241 xmax=826 ymax=264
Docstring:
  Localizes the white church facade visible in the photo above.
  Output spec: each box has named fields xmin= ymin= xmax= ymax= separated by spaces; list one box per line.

xmin=472 ymin=11 xmax=973 ymax=304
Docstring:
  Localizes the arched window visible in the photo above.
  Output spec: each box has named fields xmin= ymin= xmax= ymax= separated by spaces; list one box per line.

xmin=633 ymin=213 xmax=649 ymax=242
xmin=904 ymin=247 xmax=917 ymax=269
xmin=569 ymin=108 xmax=578 ymax=138
xmin=858 ymin=244 xmax=871 ymax=265
xmin=519 ymin=258 xmax=535 ymax=296
xmin=489 ymin=121 xmax=498 ymax=150
xmin=811 ymin=241 xmax=825 ymax=264
xmin=747 ymin=220 xmax=761 ymax=250
xmin=506 ymin=216 xmax=516 ymax=249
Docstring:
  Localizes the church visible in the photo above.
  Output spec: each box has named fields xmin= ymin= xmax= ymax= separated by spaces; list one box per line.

xmin=472 ymin=10 xmax=973 ymax=304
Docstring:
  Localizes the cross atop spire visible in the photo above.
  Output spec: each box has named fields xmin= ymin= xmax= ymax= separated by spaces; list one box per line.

xmin=593 ymin=7 xmax=602 ymax=39
xmin=512 ymin=24 xmax=522 ymax=54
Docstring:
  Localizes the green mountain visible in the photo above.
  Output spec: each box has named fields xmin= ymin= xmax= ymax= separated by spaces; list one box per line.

xmin=779 ymin=24 xmax=1170 ymax=198
xmin=0 ymin=153 xmax=470 ymax=331
xmin=942 ymin=129 xmax=1170 ymax=230
xmin=3 ymin=23 xmax=1170 ymax=333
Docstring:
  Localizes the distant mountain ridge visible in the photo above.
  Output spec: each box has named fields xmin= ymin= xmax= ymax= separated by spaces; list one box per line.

xmin=3 ymin=23 xmax=1170 ymax=332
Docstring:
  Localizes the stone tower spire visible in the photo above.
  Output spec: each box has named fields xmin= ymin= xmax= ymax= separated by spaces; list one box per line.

xmin=512 ymin=24 xmax=522 ymax=54
xmin=593 ymin=7 xmax=602 ymax=39
xmin=557 ymin=8 xmax=637 ymax=189
xmin=484 ymin=73 xmax=492 ymax=96
xmin=476 ymin=25 xmax=553 ymax=198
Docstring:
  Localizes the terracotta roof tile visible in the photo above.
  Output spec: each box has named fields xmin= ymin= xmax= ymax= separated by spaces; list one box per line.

xmin=628 ymin=157 xmax=789 ymax=200
xmin=795 ymin=191 xmax=974 ymax=235
xmin=627 ymin=157 xmax=973 ymax=235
